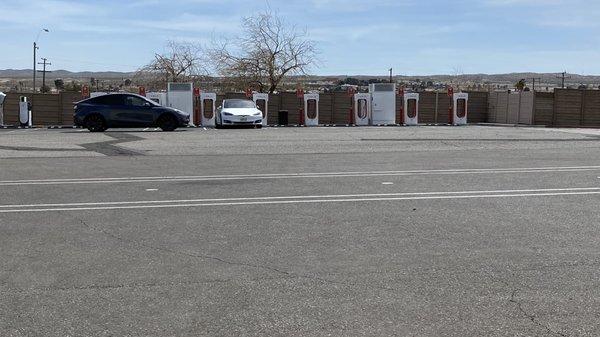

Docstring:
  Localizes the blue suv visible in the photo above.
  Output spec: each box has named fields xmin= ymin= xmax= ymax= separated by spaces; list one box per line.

xmin=74 ymin=93 xmax=190 ymax=132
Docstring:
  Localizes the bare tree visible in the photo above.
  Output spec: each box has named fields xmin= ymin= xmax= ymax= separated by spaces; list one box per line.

xmin=136 ymin=41 xmax=207 ymax=89
xmin=212 ymin=10 xmax=317 ymax=93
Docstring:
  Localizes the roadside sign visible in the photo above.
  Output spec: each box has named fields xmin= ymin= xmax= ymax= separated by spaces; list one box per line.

xmin=447 ymin=86 xmax=454 ymax=97
xmin=194 ymin=87 xmax=200 ymax=97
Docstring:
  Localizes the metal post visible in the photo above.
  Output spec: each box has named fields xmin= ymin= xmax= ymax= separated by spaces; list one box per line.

xmin=33 ymin=42 xmax=37 ymax=93
xmin=434 ymin=92 xmax=439 ymax=124
xmin=517 ymin=91 xmax=522 ymax=125
xmin=32 ymin=29 xmax=49 ymax=93
xmin=37 ymin=58 xmax=51 ymax=93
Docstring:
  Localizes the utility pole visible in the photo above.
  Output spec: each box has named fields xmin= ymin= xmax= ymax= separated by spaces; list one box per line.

xmin=527 ymin=77 xmax=542 ymax=91
xmin=32 ymin=28 xmax=49 ymax=93
xmin=389 ymin=68 xmax=393 ymax=83
xmin=556 ymin=71 xmax=571 ymax=89
xmin=33 ymin=42 xmax=38 ymax=93
xmin=37 ymin=58 xmax=52 ymax=93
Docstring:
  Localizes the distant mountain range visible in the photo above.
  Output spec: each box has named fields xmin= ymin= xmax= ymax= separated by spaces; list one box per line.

xmin=0 ymin=69 xmax=136 ymax=79
xmin=1 ymin=69 xmax=599 ymax=85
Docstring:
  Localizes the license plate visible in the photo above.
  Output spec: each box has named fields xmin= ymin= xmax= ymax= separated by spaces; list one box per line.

xmin=239 ymin=116 xmax=247 ymax=121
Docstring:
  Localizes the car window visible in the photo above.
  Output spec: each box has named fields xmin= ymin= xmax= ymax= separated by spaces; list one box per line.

xmin=92 ymin=95 xmax=123 ymax=106
xmin=224 ymin=99 xmax=256 ymax=109
xmin=124 ymin=96 xmax=148 ymax=107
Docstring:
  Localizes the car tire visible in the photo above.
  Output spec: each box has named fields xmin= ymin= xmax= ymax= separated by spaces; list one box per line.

xmin=84 ymin=114 xmax=107 ymax=132
xmin=256 ymin=124 xmax=263 ymax=129
xmin=158 ymin=114 xmax=177 ymax=132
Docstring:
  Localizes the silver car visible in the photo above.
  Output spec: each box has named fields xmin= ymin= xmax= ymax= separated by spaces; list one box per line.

xmin=215 ymin=99 xmax=263 ymax=128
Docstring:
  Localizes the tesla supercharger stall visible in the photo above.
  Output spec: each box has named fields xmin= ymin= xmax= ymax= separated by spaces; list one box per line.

xmin=0 ymin=92 xmax=6 ymax=126
xmin=19 ymin=96 xmax=32 ymax=127
xmin=200 ymin=92 xmax=216 ymax=127
xmin=353 ymin=93 xmax=371 ymax=126
xmin=452 ymin=93 xmax=469 ymax=125
xmin=369 ymin=83 xmax=396 ymax=125
xmin=146 ymin=92 xmax=167 ymax=106
xmin=90 ymin=92 xmax=112 ymax=98
xmin=253 ymin=93 xmax=269 ymax=126
xmin=402 ymin=93 xmax=419 ymax=126
xmin=167 ymin=82 xmax=195 ymax=126
xmin=303 ymin=93 xmax=319 ymax=126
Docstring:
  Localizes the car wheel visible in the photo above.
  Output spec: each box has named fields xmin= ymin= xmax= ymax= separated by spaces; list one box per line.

xmin=256 ymin=124 xmax=263 ymax=129
xmin=84 ymin=114 xmax=107 ymax=132
xmin=158 ymin=114 xmax=177 ymax=131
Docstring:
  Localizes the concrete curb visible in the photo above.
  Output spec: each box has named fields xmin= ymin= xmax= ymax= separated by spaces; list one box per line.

xmin=476 ymin=123 xmax=547 ymax=128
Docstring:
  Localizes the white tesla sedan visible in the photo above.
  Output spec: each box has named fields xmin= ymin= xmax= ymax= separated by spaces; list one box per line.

xmin=215 ymin=99 xmax=263 ymax=128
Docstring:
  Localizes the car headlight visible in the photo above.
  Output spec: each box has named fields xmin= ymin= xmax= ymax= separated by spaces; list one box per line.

xmin=223 ymin=112 xmax=233 ymax=116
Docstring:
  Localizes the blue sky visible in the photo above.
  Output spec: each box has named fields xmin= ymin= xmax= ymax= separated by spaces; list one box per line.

xmin=1 ymin=0 xmax=599 ymax=75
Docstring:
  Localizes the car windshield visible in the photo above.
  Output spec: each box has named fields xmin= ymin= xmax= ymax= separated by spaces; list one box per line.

xmin=141 ymin=96 xmax=161 ymax=107
xmin=224 ymin=99 xmax=256 ymax=109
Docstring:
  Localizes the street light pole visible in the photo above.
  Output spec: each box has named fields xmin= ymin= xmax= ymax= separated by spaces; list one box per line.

xmin=33 ymin=42 xmax=37 ymax=93
xmin=32 ymin=28 xmax=49 ymax=93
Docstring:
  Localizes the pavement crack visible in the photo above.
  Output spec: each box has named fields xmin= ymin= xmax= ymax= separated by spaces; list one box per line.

xmin=76 ymin=218 xmax=397 ymax=293
xmin=77 ymin=218 xmax=292 ymax=276
xmin=509 ymin=288 xmax=569 ymax=337
xmin=486 ymin=270 xmax=569 ymax=337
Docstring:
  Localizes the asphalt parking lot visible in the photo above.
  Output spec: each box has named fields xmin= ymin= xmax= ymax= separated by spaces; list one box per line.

xmin=2 ymin=125 xmax=600 ymax=336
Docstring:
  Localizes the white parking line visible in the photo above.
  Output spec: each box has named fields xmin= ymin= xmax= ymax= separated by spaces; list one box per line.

xmin=1 ymin=187 xmax=599 ymax=213
xmin=1 ymin=190 xmax=599 ymax=213
xmin=1 ymin=165 xmax=599 ymax=186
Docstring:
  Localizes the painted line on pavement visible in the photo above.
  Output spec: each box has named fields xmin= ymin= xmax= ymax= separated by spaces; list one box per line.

xmin=2 ymin=186 xmax=599 ymax=209
xmin=1 ymin=166 xmax=600 ymax=186
xmin=1 ymin=187 xmax=599 ymax=213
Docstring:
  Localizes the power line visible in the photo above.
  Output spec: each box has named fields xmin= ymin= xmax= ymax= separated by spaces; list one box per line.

xmin=36 ymin=58 xmax=52 ymax=92
xmin=527 ymin=77 xmax=542 ymax=91
xmin=555 ymin=71 xmax=571 ymax=89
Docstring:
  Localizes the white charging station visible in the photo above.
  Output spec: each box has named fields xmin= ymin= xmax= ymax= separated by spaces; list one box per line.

xmin=253 ymin=93 xmax=269 ymax=126
xmin=452 ymin=92 xmax=469 ymax=125
xmin=90 ymin=92 xmax=113 ymax=98
xmin=353 ymin=93 xmax=371 ymax=126
xmin=0 ymin=92 xmax=6 ymax=126
xmin=19 ymin=96 xmax=32 ymax=127
xmin=200 ymin=92 xmax=216 ymax=127
xmin=146 ymin=92 xmax=167 ymax=106
xmin=167 ymin=82 xmax=194 ymax=126
xmin=369 ymin=83 xmax=396 ymax=125
xmin=402 ymin=93 xmax=419 ymax=126
xmin=303 ymin=93 xmax=319 ymax=126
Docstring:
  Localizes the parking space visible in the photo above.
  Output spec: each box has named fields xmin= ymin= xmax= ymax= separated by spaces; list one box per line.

xmin=2 ymin=126 xmax=600 ymax=336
